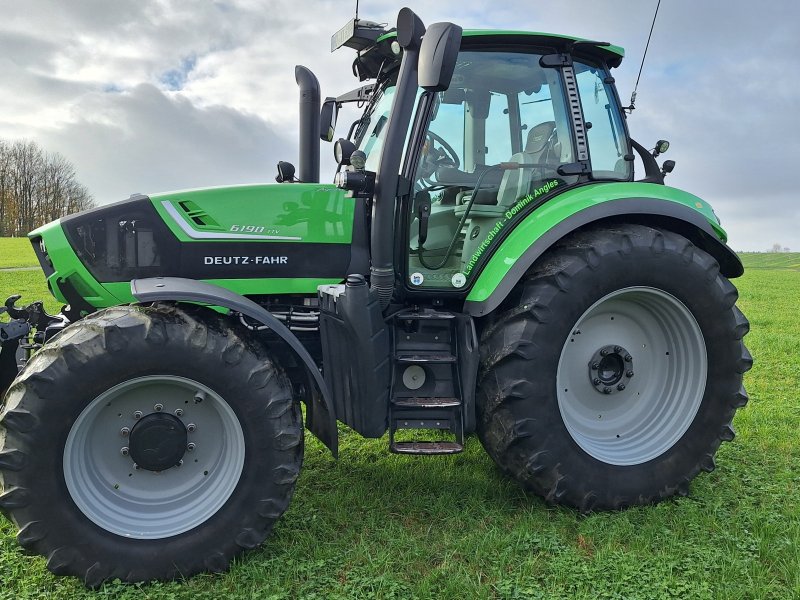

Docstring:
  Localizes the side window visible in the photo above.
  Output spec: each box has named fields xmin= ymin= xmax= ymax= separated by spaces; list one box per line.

xmin=518 ymin=71 xmax=572 ymax=164
xmin=519 ymin=88 xmax=556 ymax=133
xmin=575 ymin=63 xmax=630 ymax=180
xmin=357 ymin=86 xmax=397 ymax=172
xmin=426 ymin=96 xmax=465 ymax=168
xmin=484 ymin=93 xmax=511 ymax=164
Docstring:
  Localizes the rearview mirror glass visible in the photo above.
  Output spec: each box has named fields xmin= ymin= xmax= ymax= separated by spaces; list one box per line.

xmin=320 ymin=97 xmax=338 ymax=142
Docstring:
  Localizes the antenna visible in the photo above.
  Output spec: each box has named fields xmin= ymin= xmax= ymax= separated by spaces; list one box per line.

xmin=625 ymin=0 xmax=661 ymax=114
xmin=355 ymin=0 xmax=359 ymax=20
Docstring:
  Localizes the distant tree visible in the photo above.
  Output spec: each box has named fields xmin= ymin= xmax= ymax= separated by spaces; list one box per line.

xmin=784 ymin=247 xmax=791 ymax=253
xmin=0 ymin=138 xmax=94 ymax=236
xmin=771 ymin=243 xmax=782 ymax=253
xmin=0 ymin=139 xmax=11 ymax=237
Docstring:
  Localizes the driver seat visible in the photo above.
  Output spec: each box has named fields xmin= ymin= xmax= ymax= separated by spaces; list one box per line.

xmin=496 ymin=121 xmax=558 ymax=207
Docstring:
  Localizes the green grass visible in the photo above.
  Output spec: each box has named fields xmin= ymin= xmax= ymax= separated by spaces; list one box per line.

xmin=0 ymin=237 xmax=38 ymax=269
xmin=0 ymin=271 xmax=60 ymax=314
xmin=1 ymin=244 xmax=799 ymax=599
xmin=739 ymin=252 xmax=800 ymax=270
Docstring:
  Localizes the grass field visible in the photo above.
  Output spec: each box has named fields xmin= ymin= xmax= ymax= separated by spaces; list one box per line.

xmin=0 ymin=237 xmax=38 ymax=269
xmin=1 ymin=244 xmax=799 ymax=599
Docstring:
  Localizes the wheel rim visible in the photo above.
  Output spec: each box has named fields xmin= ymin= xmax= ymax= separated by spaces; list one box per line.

xmin=64 ymin=376 xmax=245 ymax=539
xmin=556 ymin=287 xmax=707 ymax=466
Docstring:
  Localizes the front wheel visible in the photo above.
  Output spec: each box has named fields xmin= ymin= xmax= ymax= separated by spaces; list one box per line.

xmin=0 ymin=304 xmax=303 ymax=585
xmin=476 ymin=224 xmax=752 ymax=511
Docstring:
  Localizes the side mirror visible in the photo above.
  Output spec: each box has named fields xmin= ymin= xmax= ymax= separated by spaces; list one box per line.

xmin=275 ymin=161 xmax=296 ymax=183
xmin=418 ymin=22 xmax=462 ymax=91
xmin=320 ymin=97 xmax=338 ymax=142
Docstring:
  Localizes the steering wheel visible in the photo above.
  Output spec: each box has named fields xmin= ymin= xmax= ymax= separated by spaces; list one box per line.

xmin=426 ymin=131 xmax=460 ymax=170
xmin=417 ymin=131 xmax=461 ymax=188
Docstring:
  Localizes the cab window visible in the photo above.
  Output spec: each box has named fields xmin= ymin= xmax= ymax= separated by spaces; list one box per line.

xmin=575 ymin=62 xmax=630 ymax=180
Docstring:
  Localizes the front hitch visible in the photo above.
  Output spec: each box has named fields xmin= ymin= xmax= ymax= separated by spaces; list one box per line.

xmin=1 ymin=296 xmax=69 ymax=398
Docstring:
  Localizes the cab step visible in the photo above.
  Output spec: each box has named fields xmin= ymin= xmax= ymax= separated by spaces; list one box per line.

xmin=390 ymin=441 xmax=463 ymax=455
xmin=395 ymin=352 xmax=456 ymax=364
xmin=389 ymin=308 xmax=466 ymax=455
xmin=392 ymin=397 xmax=461 ymax=408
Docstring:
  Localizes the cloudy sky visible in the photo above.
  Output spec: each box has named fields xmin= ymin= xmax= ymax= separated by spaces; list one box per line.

xmin=0 ymin=0 xmax=797 ymax=251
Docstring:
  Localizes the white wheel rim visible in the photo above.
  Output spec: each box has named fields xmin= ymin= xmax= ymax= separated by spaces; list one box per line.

xmin=556 ymin=287 xmax=707 ymax=466
xmin=63 ymin=376 xmax=245 ymax=539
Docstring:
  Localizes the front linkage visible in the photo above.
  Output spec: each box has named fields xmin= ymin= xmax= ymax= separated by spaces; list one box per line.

xmin=0 ymin=296 xmax=68 ymax=396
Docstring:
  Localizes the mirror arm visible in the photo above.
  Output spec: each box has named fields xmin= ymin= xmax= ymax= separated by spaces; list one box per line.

xmin=630 ymin=138 xmax=665 ymax=184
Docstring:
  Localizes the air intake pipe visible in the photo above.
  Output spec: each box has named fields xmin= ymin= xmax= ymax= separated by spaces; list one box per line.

xmin=370 ymin=8 xmax=426 ymax=309
xmin=295 ymin=65 xmax=321 ymax=183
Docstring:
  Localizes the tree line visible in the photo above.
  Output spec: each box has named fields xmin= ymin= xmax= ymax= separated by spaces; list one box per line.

xmin=0 ymin=139 xmax=94 ymax=237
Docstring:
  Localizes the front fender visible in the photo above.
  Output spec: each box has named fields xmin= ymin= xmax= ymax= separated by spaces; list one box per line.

xmin=131 ymin=277 xmax=338 ymax=457
xmin=463 ymin=183 xmax=742 ymax=316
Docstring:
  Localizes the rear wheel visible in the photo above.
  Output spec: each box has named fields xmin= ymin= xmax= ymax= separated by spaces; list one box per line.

xmin=0 ymin=304 xmax=303 ymax=585
xmin=476 ymin=224 xmax=752 ymax=511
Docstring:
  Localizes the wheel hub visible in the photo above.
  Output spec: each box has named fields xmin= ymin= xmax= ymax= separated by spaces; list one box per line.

xmin=588 ymin=344 xmax=633 ymax=394
xmin=128 ymin=412 xmax=188 ymax=471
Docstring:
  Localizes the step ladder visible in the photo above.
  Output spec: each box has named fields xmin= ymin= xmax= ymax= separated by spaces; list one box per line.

xmin=389 ymin=309 xmax=465 ymax=455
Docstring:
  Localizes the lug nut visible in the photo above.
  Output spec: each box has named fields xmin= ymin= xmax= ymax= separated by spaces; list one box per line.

xmin=176 ymin=460 xmax=183 ymax=467
xmin=174 ymin=409 xmax=183 ymax=417
xmin=600 ymin=349 xmax=609 ymax=356
xmin=617 ymin=383 xmax=626 ymax=391
xmin=626 ymin=370 xmax=634 ymax=378
xmin=154 ymin=404 xmax=163 ymax=412
xmin=603 ymin=387 xmax=612 ymax=394
xmin=120 ymin=427 xmax=130 ymax=437
xmin=133 ymin=411 xmax=143 ymax=420
xmin=120 ymin=447 xmax=129 ymax=456
xmin=187 ymin=443 xmax=196 ymax=452
xmin=591 ymin=362 xmax=599 ymax=370
xmin=614 ymin=346 xmax=622 ymax=353
xmin=624 ymin=355 xmax=632 ymax=362
xmin=133 ymin=463 xmax=140 ymax=470
xmin=187 ymin=423 xmax=197 ymax=433
xmin=593 ymin=378 xmax=601 ymax=386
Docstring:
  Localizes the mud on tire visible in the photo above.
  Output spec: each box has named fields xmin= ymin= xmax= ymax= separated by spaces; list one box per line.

xmin=0 ymin=303 xmax=303 ymax=586
xmin=476 ymin=224 xmax=752 ymax=511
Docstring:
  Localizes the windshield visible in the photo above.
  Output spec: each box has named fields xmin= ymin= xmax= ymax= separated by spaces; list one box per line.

xmin=354 ymin=84 xmax=397 ymax=172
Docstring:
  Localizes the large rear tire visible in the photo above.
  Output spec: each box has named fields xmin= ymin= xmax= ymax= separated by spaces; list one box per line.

xmin=0 ymin=304 xmax=303 ymax=585
xmin=476 ymin=224 xmax=752 ymax=511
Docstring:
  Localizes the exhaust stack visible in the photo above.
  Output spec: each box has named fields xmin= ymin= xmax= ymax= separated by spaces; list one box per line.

xmin=295 ymin=65 xmax=321 ymax=183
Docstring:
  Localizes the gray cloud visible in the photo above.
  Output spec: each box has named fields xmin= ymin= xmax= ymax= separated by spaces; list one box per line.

xmin=40 ymin=83 xmax=293 ymax=201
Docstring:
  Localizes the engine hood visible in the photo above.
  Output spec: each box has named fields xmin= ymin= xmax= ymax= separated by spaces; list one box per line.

xmin=28 ymin=183 xmax=361 ymax=309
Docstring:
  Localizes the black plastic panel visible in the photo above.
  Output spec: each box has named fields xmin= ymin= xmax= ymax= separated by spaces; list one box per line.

xmin=61 ymin=195 xmax=352 ymax=284
xmin=318 ymin=277 xmax=391 ymax=437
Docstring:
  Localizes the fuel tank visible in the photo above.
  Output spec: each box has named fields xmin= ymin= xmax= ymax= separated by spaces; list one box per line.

xmin=29 ymin=183 xmax=366 ymax=308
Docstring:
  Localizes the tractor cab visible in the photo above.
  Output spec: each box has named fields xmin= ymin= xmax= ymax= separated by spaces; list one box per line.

xmin=327 ymin=20 xmax=638 ymax=300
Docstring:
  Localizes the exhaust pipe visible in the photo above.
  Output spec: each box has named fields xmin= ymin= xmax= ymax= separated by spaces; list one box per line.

xmin=370 ymin=8 xmax=426 ymax=308
xmin=295 ymin=65 xmax=321 ymax=183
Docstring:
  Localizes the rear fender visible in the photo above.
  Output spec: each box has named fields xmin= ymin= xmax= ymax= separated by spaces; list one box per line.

xmin=131 ymin=277 xmax=338 ymax=457
xmin=464 ymin=188 xmax=742 ymax=317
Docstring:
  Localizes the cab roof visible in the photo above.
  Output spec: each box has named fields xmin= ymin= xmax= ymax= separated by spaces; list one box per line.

xmin=377 ymin=29 xmax=624 ymax=65
xmin=351 ymin=28 xmax=624 ymax=82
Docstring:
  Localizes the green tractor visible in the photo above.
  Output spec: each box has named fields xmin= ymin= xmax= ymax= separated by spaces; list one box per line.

xmin=0 ymin=8 xmax=751 ymax=586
